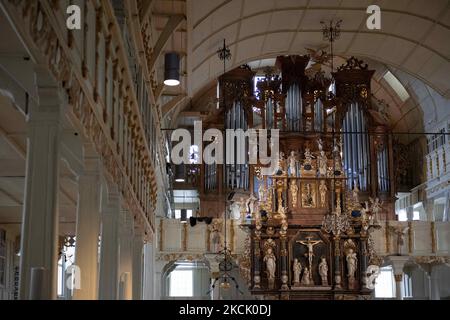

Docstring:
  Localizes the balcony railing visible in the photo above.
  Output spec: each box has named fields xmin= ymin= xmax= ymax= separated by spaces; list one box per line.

xmin=2 ymin=0 xmax=163 ymax=236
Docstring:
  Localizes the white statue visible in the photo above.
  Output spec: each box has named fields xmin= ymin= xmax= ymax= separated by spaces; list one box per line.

xmin=369 ymin=197 xmax=383 ymax=222
xmin=258 ymin=184 xmax=265 ymax=202
xmin=293 ymin=258 xmax=302 ymax=285
xmin=365 ymin=265 xmax=381 ymax=290
xmin=318 ymin=150 xmax=328 ymax=177
xmin=319 ymin=257 xmax=329 ymax=286
xmin=288 ymin=151 xmax=297 ymax=177
xmin=319 ymin=180 xmax=327 ymax=207
xmin=346 ymin=248 xmax=358 ymax=280
xmin=230 ymin=201 xmax=241 ymax=220
xmin=264 ymin=248 xmax=276 ymax=280
xmin=301 ymin=267 xmax=311 ymax=285
xmin=317 ymin=138 xmax=324 ymax=152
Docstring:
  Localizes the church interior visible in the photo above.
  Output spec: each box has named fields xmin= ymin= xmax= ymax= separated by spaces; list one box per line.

xmin=0 ymin=0 xmax=449 ymax=301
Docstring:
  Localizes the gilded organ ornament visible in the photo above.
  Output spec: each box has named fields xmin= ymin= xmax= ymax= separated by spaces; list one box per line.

xmin=290 ymin=180 xmax=299 ymax=208
xmin=319 ymin=180 xmax=328 ymax=208
xmin=301 ymin=182 xmax=316 ymax=208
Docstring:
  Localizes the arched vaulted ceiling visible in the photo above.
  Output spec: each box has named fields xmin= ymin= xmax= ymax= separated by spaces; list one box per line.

xmin=187 ymin=0 xmax=450 ymax=100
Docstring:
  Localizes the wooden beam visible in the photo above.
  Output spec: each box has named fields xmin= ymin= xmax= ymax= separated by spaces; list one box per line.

xmin=162 ymin=94 xmax=187 ymax=117
xmin=154 ymin=83 xmax=165 ymax=102
xmin=148 ymin=14 xmax=185 ymax=71
xmin=139 ymin=0 xmax=155 ymax=22
xmin=0 ymin=125 xmax=25 ymax=158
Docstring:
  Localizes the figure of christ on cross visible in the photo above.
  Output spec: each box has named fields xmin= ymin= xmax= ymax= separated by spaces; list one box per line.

xmin=296 ymin=236 xmax=323 ymax=282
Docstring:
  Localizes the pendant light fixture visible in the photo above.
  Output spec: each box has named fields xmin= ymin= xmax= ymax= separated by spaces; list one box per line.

xmin=164 ymin=52 xmax=180 ymax=86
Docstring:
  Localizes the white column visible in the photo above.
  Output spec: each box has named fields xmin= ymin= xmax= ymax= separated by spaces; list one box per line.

xmin=142 ymin=242 xmax=155 ymax=300
xmin=118 ymin=210 xmax=133 ymax=300
xmin=98 ymin=184 xmax=120 ymax=300
xmin=389 ymin=256 xmax=410 ymax=300
xmin=406 ymin=206 xmax=414 ymax=221
xmin=19 ymin=67 xmax=62 ymax=300
xmin=72 ymin=146 xmax=101 ymax=300
xmin=132 ymin=227 xmax=144 ymax=300
xmin=430 ymin=269 xmax=441 ymax=300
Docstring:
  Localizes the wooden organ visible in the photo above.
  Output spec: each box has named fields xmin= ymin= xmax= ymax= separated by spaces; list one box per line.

xmin=197 ymin=55 xmax=396 ymax=299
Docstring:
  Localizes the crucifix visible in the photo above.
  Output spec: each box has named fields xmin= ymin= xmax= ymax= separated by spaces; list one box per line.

xmin=296 ymin=236 xmax=323 ymax=280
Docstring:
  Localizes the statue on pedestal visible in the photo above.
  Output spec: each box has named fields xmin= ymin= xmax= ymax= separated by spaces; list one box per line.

xmin=301 ymin=267 xmax=311 ymax=285
xmin=317 ymin=138 xmax=324 ymax=152
xmin=333 ymin=142 xmax=343 ymax=173
xmin=288 ymin=151 xmax=297 ymax=177
xmin=246 ymin=193 xmax=258 ymax=218
xmin=346 ymin=248 xmax=358 ymax=287
xmin=319 ymin=180 xmax=327 ymax=208
xmin=264 ymin=248 xmax=276 ymax=283
xmin=319 ymin=257 xmax=329 ymax=286
xmin=258 ymin=183 xmax=265 ymax=202
xmin=293 ymin=258 xmax=302 ymax=285
xmin=318 ymin=150 xmax=328 ymax=177
xmin=276 ymin=179 xmax=285 ymax=212
xmin=290 ymin=180 xmax=299 ymax=208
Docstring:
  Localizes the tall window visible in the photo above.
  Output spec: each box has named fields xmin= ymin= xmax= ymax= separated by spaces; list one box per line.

xmin=169 ymin=269 xmax=193 ymax=297
xmin=57 ymin=245 xmax=75 ymax=297
xmin=374 ymin=266 xmax=395 ymax=298
xmin=174 ymin=209 xmax=193 ymax=220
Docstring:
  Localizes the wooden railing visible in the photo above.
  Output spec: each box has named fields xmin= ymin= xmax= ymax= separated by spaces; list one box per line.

xmin=2 ymin=0 xmax=166 ymax=237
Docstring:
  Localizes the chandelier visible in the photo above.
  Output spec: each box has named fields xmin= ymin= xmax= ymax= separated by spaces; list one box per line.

xmin=206 ymin=42 xmax=244 ymax=296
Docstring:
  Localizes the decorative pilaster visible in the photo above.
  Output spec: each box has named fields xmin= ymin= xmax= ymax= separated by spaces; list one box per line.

xmin=252 ymin=224 xmax=262 ymax=289
xmin=73 ymin=146 xmax=101 ymax=300
xmin=132 ymin=227 xmax=144 ymax=300
xmin=98 ymin=184 xmax=121 ymax=300
xmin=118 ymin=210 xmax=134 ymax=300
xmin=333 ymin=236 xmax=342 ymax=289
xmin=388 ymin=256 xmax=410 ymax=300
xmin=19 ymin=67 xmax=62 ymax=300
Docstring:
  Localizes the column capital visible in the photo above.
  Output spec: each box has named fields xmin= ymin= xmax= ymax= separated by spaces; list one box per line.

xmin=388 ymin=255 xmax=411 ymax=275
